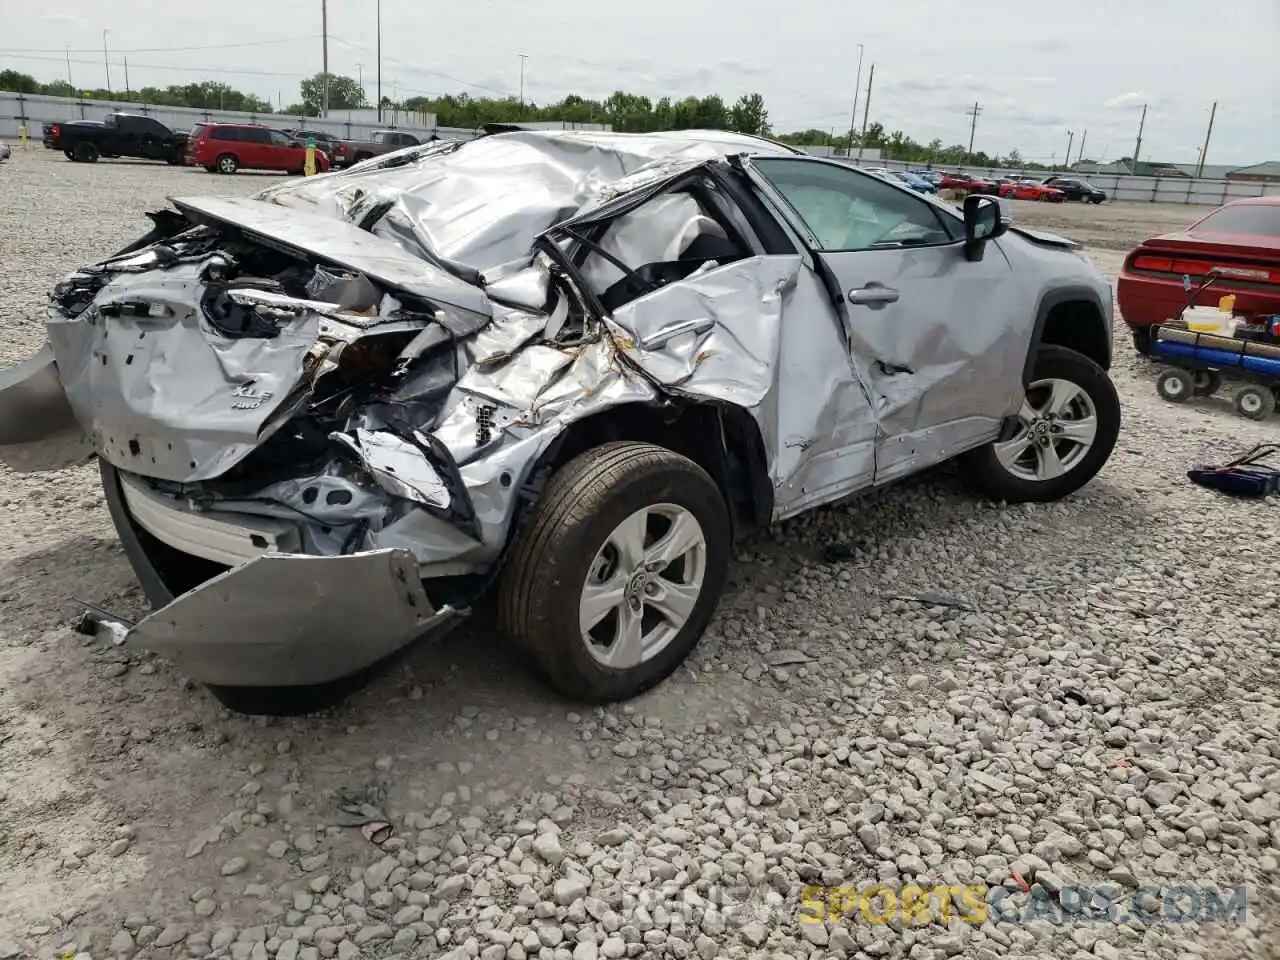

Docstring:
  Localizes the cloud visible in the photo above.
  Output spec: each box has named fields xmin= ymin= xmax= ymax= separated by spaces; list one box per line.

xmin=1104 ymin=91 xmax=1146 ymax=109
xmin=40 ymin=13 xmax=81 ymax=25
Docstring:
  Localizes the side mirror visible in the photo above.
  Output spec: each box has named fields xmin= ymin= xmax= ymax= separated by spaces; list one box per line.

xmin=962 ymin=194 xmax=1010 ymax=261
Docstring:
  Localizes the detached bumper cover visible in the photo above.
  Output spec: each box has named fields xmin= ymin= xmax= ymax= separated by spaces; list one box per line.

xmin=127 ymin=548 xmax=459 ymax=687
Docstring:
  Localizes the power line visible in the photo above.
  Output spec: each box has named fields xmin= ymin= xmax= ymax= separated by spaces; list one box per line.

xmin=0 ymin=36 xmax=320 ymax=56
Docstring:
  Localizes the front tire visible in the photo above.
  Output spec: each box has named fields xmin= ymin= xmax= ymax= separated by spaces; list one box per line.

xmin=496 ymin=442 xmax=731 ymax=704
xmin=962 ymin=345 xmax=1121 ymax=503
xmin=215 ymin=153 xmax=238 ymax=174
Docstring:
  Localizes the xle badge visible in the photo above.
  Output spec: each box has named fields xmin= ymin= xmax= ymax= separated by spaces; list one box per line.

xmin=231 ymin=382 xmax=274 ymax=410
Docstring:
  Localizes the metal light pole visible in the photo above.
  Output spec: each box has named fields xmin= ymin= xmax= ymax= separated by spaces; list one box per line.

xmin=846 ymin=43 xmax=864 ymax=157
xmin=102 ymin=30 xmax=112 ymax=92
xmin=123 ymin=56 xmax=130 ymax=96
xmin=1077 ymin=129 xmax=1087 ymax=165
xmin=376 ymin=0 xmax=383 ymax=122
xmin=356 ymin=63 xmax=364 ymax=106
xmin=1131 ymin=103 xmax=1147 ymax=170
xmin=519 ymin=54 xmax=528 ymax=109
xmin=321 ymin=0 xmax=329 ymax=116
xmin=857 ymin=63 xmax=874 ymax=159
xmin=1196 ymin=101 xmax=1217 ymax=178
xmin=65 ymin=43 xmax=74 ymax=92
xmin=1064 ymin=130 xmax=1074 ymax=170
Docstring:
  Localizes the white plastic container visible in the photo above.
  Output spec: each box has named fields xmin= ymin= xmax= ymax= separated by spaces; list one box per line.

xmin=1183 ymin=306 xmax=1234 ymax=336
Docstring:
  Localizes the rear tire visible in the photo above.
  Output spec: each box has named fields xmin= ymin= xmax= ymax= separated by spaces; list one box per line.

xmin=1234 ymin=386 xmax=1274 ymax=421
xmin=73 ymin=141 xmax=99 ymax=163
xmin=961 ymin=345 xmax=1121 ymax=503
xmin=1192 ymin=370 xmax=1222 ymax=397
xmin=496 ymin=441 xmax=731 ymax=704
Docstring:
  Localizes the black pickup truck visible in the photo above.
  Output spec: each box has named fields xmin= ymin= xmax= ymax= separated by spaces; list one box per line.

xmin=42 ymin=112 xmax=188 ymax=164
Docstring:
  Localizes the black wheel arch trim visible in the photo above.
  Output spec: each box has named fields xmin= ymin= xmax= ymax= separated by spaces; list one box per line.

xmin=1024 ymin=285 xmax=1113 ymax=385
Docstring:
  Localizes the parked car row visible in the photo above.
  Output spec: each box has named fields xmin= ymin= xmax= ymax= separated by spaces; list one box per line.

xmin=40 ymin=112 xmax=424 ymax=175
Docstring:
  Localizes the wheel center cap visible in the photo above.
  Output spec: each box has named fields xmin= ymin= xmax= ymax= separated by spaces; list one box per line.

xmin=625 ymin=571 xmax=648 ymax=608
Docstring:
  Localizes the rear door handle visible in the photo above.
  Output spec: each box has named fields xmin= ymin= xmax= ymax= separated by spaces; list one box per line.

xmin=847 ymin=284 xmax=900 ymax=307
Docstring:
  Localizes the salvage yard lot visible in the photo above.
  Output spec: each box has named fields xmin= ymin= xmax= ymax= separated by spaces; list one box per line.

xmin=1 ymin=149 xmax=1277 ymax=960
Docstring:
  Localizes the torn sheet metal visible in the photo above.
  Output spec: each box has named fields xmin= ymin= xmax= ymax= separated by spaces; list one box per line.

xmin=606 ymin=255 xmax=800 ymax=407
xmin=253 ymin=130 xmax=799 ymax=275
xmin=170 ymin=196 xmax=492 ymax=319
xmin=126 ymin=548 xmax=457 ymax=687
xmin=46 ymin=267 xmax=326 ymax=483
xmin=335 ymin=427 xmax=452 ymax=508
xmin=0 ymin=344 xmax=95 ymax=472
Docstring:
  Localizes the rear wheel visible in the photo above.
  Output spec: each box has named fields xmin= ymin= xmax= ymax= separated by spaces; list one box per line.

xmin=962 ymin=346 xmax=1121 ymax=503
xmin=1192 ymin=370 xmax=1222 ymax=396
xmin=496 ymin=442 xmax=731 ymax=704
xmin=73 ymin=141 xmax=99 ymax=163
xmin=215 ymin=153 xmax=238 ymax=174
xmin=1234 ymin=386 xmax=1274 ymax=421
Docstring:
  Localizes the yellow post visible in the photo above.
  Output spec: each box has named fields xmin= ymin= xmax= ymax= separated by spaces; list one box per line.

xmin=19 ymin=123 xmax=28 ymax=150
xmin=304 ymin=135 xmax=316 ymax=176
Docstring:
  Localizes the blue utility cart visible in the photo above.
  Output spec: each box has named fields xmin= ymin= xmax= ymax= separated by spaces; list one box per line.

xmin=1150 ymin=322 xmax=1280 ymax=421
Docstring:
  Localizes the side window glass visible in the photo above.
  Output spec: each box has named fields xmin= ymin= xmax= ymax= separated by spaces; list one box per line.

xmin=269 ymin=131 xmax=290 ymax=146
xmin=752 ymin=158 xmax=957 ymax=251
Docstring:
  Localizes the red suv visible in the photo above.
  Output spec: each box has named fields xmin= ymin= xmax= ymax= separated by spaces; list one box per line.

xmin=188 ymin=123 xmax=331 ymax=175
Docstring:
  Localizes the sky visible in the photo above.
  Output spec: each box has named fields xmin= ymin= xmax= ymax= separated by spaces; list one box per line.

xmin=4 ymin=0 xmax=1278 ymax=166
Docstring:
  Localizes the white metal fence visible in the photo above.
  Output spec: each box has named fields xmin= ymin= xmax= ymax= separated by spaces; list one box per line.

xmin=822 ymin=154 xmax=1280 ymax=206
xmin=0 ymin=91 xmax=442 ymax=142
xmin=4 ymin=91 xmax=1276 ymax=206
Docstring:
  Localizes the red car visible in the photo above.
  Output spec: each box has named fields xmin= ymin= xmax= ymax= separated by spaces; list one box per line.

xmin=187 ymin=123 xmax=331 ymax=175
xmin=1118 ymin=196 xmax=1280 ymax=353
xmin=999 ymin=179 xmax=1065 ymax=202
xmin=938 ymin=172 xmax=998 ymax=194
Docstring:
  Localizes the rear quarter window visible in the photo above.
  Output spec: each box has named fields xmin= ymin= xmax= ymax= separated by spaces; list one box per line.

xmin=210 ymin=127 xmax=239 ymax=141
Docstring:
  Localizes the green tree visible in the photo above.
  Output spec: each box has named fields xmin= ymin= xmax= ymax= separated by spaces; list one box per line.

xmin=730 ymin=93 xmax=769 ymax=136
xmin=0 ymin=69 xmax=40 ymax=93
xmin=299 ymin=73 xmax=366 ymax=112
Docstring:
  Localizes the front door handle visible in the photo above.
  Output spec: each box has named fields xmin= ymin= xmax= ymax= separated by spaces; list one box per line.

xmin=847 ymin=284 xmax=900 ymax=307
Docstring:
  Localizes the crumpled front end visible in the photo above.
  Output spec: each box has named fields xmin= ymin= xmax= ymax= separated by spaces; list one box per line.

xmin=0 ymin=139 xmax=814 ymax=687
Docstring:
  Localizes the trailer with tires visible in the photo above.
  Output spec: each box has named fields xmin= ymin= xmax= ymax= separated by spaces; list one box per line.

xmin=1151 ymin=323 xmax=1280 ymax=421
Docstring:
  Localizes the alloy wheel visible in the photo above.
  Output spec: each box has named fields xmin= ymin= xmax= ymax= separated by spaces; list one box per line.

xmin=579 ymin=504 xmax=707 ymax=670
xmin=993 ymin=377 xmax=1098 ymax=482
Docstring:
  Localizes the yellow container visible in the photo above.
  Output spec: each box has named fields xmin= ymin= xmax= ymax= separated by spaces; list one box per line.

xmin=1185 ymin=306 xmax=1231 ymax=334
xmin=1218 ymin=294 xmax=1236 ymax=313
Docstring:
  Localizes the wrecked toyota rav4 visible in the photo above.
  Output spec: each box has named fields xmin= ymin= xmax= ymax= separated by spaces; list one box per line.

xmin=0 ymin=129 xmax=1120 ymax=714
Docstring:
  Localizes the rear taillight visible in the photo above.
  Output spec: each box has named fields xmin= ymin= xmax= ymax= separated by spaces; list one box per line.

xmin=51 ymin=124 xmax=60 ymax=137
xmin=1131 ymin=255 xmax=1276 ymax=283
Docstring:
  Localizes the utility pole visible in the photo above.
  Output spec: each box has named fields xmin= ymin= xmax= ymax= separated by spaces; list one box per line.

xmin=519 ymin=54 xmax=528 ymax=109
xmin=966 ymin=101 xmax=982 ymax=162
xmin=857 ymin=63 xmax=874 ymax=159
xmin=846 ymin=43 xmax=864 ymax=157
xmin=1196 ymin=100 xmax=1217 ymax=178
xmin=321 ymin=0 xmax=329 ymax=117
xmin=356 ymin=63 xmax=364 ymax=105
xmin=1077 ymin=129 xmax=1087 ymax=165
xmin=1064 ymin=130 xmax=1074 ymax=170
xmin=102 ymin=30 xmax=111 ymax=92
xmin=376 ymin=0 xmax=383 ymax=122
xmin=1131 ymin=103 xmax=1147 ymax=171
xmin=65 ymin=43 xmax=74 ymax=92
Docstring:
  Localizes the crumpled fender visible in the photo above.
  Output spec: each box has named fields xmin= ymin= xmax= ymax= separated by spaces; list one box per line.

xmin=0 ymin=343 xmax=94 ymax=472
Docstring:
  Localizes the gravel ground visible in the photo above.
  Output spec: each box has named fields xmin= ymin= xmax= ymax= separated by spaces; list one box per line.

xmin=1 ymin=148 xmax=1278 ymax=960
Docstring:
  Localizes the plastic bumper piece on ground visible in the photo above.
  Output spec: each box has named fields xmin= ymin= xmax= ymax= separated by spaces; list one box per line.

xmin=126 ymin=548 xmax=458 ymax=687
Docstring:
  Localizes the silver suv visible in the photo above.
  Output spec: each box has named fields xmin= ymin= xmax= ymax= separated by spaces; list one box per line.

xmin=0 ymin=130 xmax=1120 ymax=714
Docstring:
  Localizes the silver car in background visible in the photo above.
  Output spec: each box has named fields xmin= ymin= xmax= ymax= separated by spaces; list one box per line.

xmin=0 ymin=129 xmax=1120 ymax=714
